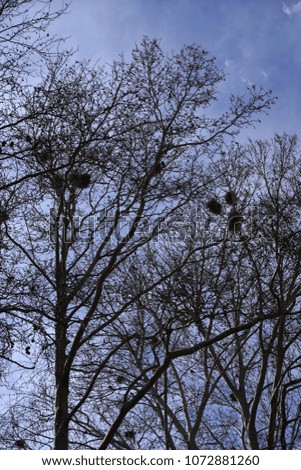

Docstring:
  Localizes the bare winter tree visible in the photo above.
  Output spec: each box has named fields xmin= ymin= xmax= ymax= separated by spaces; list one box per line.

xmin=0 ymin=0 xmax=68 ymax=450
xmin=0 ymin=0 xmax=69 ymax=199
xmin=0 ymin=37 xmax=276 ymax=450
xmin=126 ymin=134 xmax=301 ymax=450
xmin=0 ymin=0 xmax=69 ymax=86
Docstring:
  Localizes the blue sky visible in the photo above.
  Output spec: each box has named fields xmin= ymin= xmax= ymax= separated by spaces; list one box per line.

xmin=51 ymin=0 xmax=301 ymax=141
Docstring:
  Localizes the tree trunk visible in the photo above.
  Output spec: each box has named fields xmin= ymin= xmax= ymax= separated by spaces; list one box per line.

xmin=267 ymin=317 xmax=285 ymax=450
xmin=54 ymin=317 xmax=69 ymax=450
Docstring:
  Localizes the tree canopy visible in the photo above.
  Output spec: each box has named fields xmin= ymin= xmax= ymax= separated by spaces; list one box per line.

xmin=2 ymin=7 xmax=300 ymax=450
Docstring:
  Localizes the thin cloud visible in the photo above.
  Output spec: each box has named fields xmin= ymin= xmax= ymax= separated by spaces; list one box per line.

xmin=224 ymin=58 xmax=235 ymax=68
xmin=240 ymin=75 xmax=254 ymax=87
xmin=282 ymin=1 xmax=301 ymax=16
xmin=261 ymin=70 xmax=268 ymax=80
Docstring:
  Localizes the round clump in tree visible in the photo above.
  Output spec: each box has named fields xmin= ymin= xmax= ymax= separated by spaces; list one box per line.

xmin=207 ymin=198 xmax=222 ymax=215
xmin=70 ymin=172 xmax=91 ymax=189
xmin=0 ymin=209 xmax=9 ymax=224
xmin=225 ymin=191 xmax=236 ymax=205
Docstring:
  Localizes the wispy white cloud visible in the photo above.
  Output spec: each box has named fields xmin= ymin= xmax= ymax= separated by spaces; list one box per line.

xmin=224 ymin=58 xmax=235 ymax=68
xmin=261 ymin=70 xmax=268 ymax=80
xmin=282 ymin=1 xmax=301 ymax=16
xmin=240 ymin=75 xmax=254 ymax=87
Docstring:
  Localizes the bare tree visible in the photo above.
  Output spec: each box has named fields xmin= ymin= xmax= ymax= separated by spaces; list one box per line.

xmin=130 ymin=135 xmax=301 ymax=450
xmin=0 ymin=0 xmax=69 ymax=200
xmin=0 ymin=37 xmax=276 ymax=450
xmin=0 ymin=0 xmax=69 ymax=86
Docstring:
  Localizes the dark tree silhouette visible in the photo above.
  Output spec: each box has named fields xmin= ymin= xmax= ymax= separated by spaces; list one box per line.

xmin=0 ymin=37 xmax=277 ymax=450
